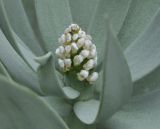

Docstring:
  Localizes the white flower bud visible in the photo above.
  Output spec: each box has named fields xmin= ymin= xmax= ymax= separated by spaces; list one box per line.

xmin=64 ymin=27 xmax=71 ymax=33
xmin=64 ymin=59 xmax=72 ymax=68
xmin=84 ymin=39 xmax=92 ymax=49
xmin=77 ymin=70 xmax=89 ymax=81
xmin=58 ymin=59 xmax=65 ymax=69
xmin=89 ymin=49 xmax=97 ymax=58
xmin=55 ymin=48 xmax=60 ymax=56
xmin=80 ymin=49 xmax=90 ymax=58
xmin=70 ymin=24 xmax=79 ymax=31
xmin=72 ymin=34 xmax=79 ymax=41
xmin=66 ymin=33 xmax=72 ymax=42
xmin=55 ymin=46 xmax=65 ymax=58
xmin=58 ymin=34 xmax=66 ymax=44
xmin=83 ymin=59 xmax=95 ymax=70
xmin=77 ymin=38 xmax=85 ymax=48
xmin=59 ymin=46 xmax=65 ymax=53
xmin=73 ymin=55 xmax=84 ymax=66
xmin=78 ymin=30 xmax=86 ymax=38
xmin=93 ymin=57 xmax=97 ymax=66
xmin=65 ymin=45 xmax=71 ymax=54
xmin=56 ymin=24 xmax=98 ymax=82
xmin=87 ymin=72 xmax=99 ymax=83
xmin=91 ymin=44 xmax=96 ymax=50
xmin=71 ymin=42 xmax=78 ymax=53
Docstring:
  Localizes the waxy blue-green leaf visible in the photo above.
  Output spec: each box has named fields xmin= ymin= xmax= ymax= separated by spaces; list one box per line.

xmin=0 ymin=0 xmax=42 ymax=70
xmin=66 ymin=113 xmax=96 ymax=129
xmin=125 ymin=9 xmax=160 ymax=83
xmin=96 ymin=18 xmax=132 ymax=127
xmin=0 ymin=61 xmax=11 ymax=79
xmin=37 ymin=55 xmax=64 ymax=96
xmin=21 ymin=0 xmax=47 ymax=52
xmin=35 ymin=0 xmax=72 ymax=51
xmin=86 ymin=0 xmax=131 ymax=62
xmin=69 ymin=0 xmax=131 ymax=34
xmin=68 ymin=0 xmax=99 ymax=31
xmin=0 ymin=75 xmax=70 ymax=129
xmin=42 ymin=96 xmax=72 ymax=119
xmin=0 ymin=29 xmax=42 ymax=94
xmin=0 ymin=0 xmax=20 ymax=53
xmin=12 ymin=30 xmax=40 ymax=72
xmin=118 ymin=0 xmax=160 ymax=49
xmin=2 ymin=0 xmax=44 ymax=55
xmin=74 ymin=99 xmax=100 ymax=124
xmin=88 ymin=0 xmax=131 ymax=33
xmin=62 ymin=86 xmax=80 ymax=99
xmin=133 ymin=66 xmax=160 ymax=96
xmin=106 ymin=89 xmax=160 ymax=129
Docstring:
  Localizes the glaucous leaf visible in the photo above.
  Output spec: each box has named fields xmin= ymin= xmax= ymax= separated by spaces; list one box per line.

xmin=0 ymin=29 xmax=42 ymax=94
xmin=0 ymin=61 xmax=11 ymax=79
xmin=0 ymin=1 xmax=40 ymax=72
xmin=37 ymin=56 xmax=63 ymax=96
xmin=96 ymin=17 xmax=132 ymax=127
xmin=74 ymin=99 xmax=100 ymax=124
xmin=1 ymin=0 xmax=44 ymax=55
xmin=106 ymin=89 xmax=160 ymax=129
xmin=66 ymin=113 xmax=96 ymax=129
xmin=12 ymin=30 xmax=40 ymax=72
xmin=87 ymin=0 xmax=131 ymax=34
xmin=42 ymin=96 xmax=72 ymax=119
xmin=125 ymin=9 xmax=160 ymax=83
xmin=0 ymin=75 xmax=69 ymax=129
xmin=133 ymin=66 xmax=160 ymax=96
xmin=118 ymin=0 xmax=160 ymax=49
xmin=62 ymin=86 xmax=80 ymax=99
xmin=68 ymin=0 xmax=99 ymax=31
xmin=21 ymin=0 xmax=48 ymax=53
xmin=87 ymin=0 xmax=131 ymax=62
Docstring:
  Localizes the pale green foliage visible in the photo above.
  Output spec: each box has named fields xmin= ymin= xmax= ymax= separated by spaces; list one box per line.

xmin=0 ymin=0 xmax=160 ymax=129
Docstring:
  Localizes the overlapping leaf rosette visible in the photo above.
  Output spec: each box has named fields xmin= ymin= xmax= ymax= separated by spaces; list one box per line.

xmin=0 ymin=0 xmax=160 ymax=129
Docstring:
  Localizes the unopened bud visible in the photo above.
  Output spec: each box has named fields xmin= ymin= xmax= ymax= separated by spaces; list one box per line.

xmin=83 ymin=59 xmax=95 ymax=70
xmin=73 ymin=55 xmax=84 ymax=66
xmin=77 ymin=70 xmax=89 ymax=81
xmin=87 ymin=72 xmax=99 ymax=84
xmin=80 ymin=49 xmax=90 ymax=58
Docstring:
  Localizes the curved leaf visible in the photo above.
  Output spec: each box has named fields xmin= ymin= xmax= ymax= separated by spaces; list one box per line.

xmin=87 ymin=0 xmax=131 ymax=34
xmin=12 ymin=30 xmax=40 ymax=72
xmin=133 ymin=65 xmax=160 ymax=96
xmin=96 ymin=17 xmax=132 ymax=127
xmin=35 ymin=0 xmax=72 ymax=51
xmin=118 ymin=0 xmax=160 ymax=49
xmin=21 ymin=0 xmax=48 ymax=52
xmin=62 ymin=86 xmax=80 ymax=99
xmin=2 ymin=0 xmax=44 ymax=55
xmin=107 ymin=89 xmax=160 ymax=129
xmin=68 ymin=0 xmax=99 ymax=31
xmin=74 ymin=99 xmax=100 ymax=124
xmin=0 ymin=75 xmax=69 ymax=129
xmin=0 ymin=61 xmax=11 ymax=79
xmin=0 ymin=29 xmax=42 ymax=94
xmin=66 ymin=113 xmax=96 ymax=129
xmin=125 ymin=9 xmax=160 ymax=82
xmin=42 ymin=96 xmax=72 ymax=119
xmin=37 ymin=56 xmax=64 ymax=96
xmin=87 ymin=0 xmax=131 ymax=63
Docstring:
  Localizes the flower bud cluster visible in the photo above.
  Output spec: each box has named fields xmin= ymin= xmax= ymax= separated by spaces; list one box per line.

xmin=55 ymin=24 xmax=98 ymax=84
